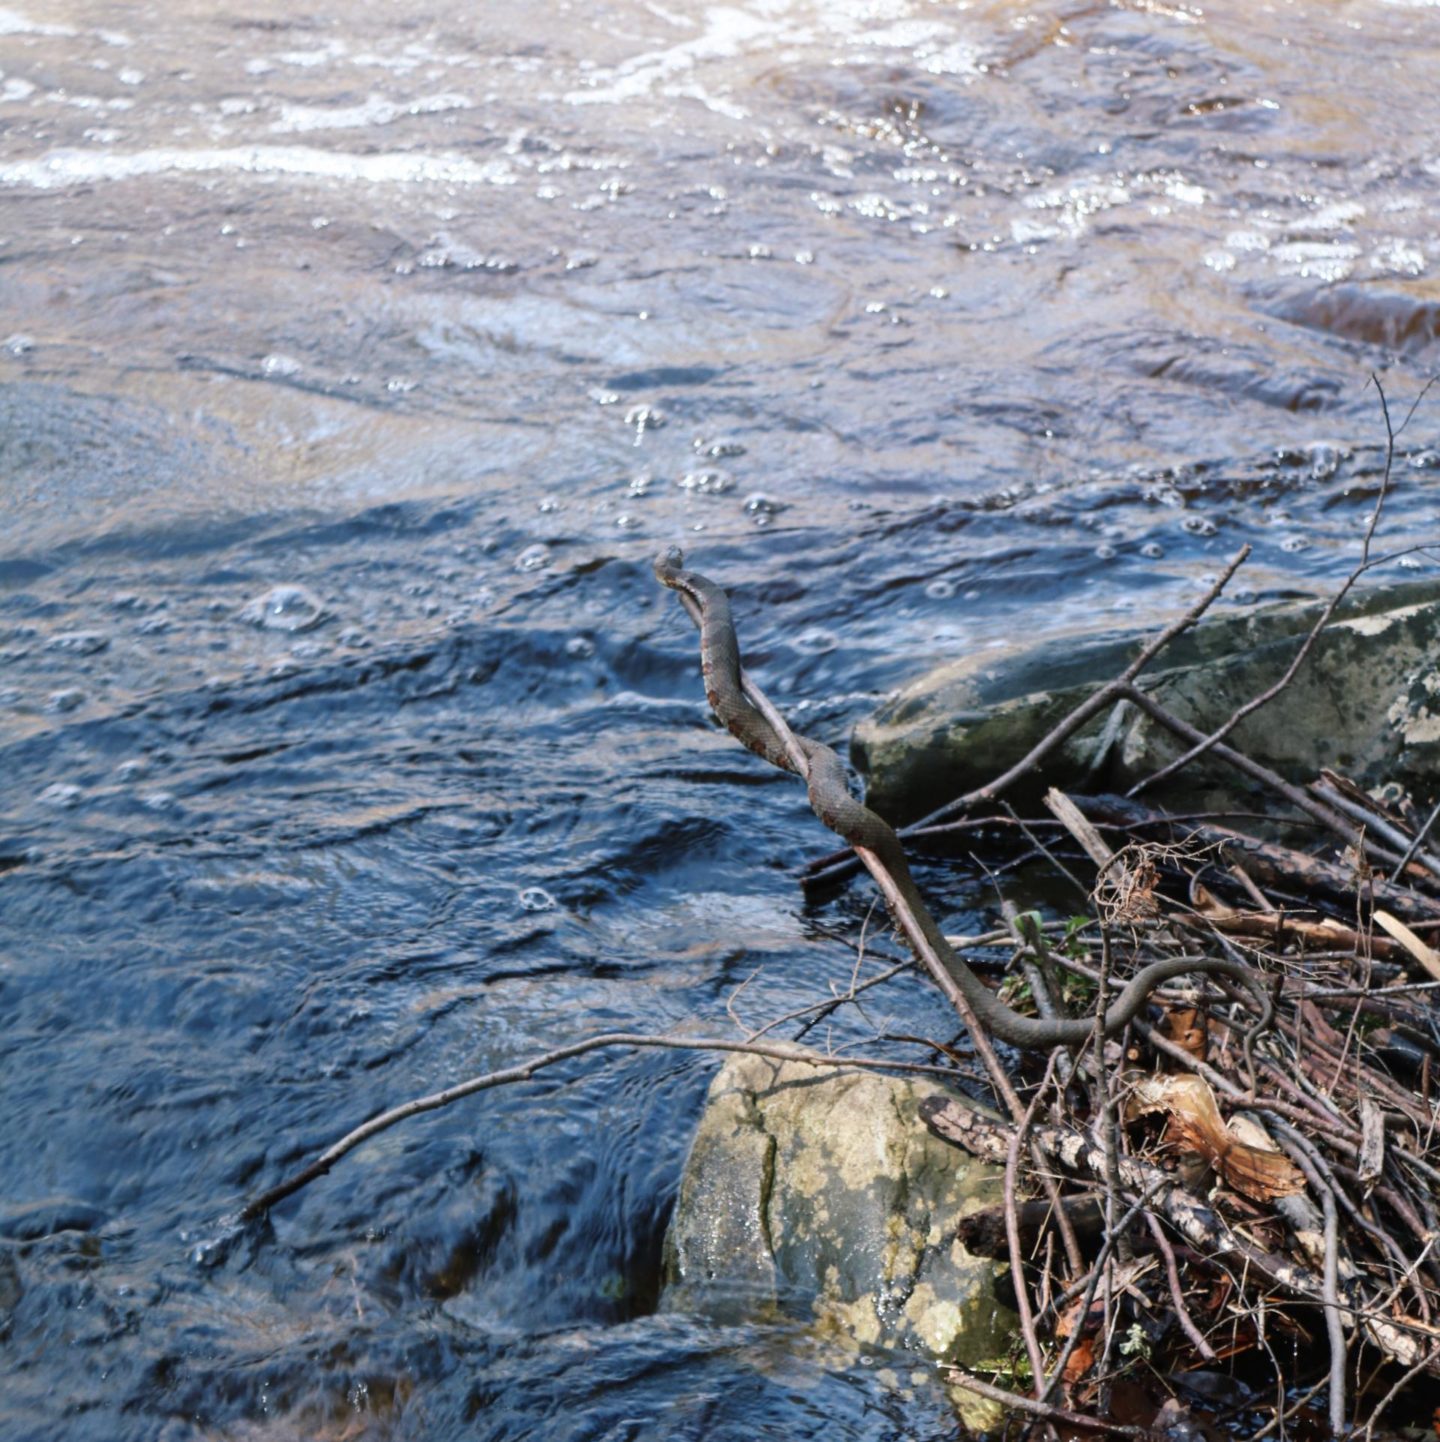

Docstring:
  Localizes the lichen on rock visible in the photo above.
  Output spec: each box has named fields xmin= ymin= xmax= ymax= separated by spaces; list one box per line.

xmin=853 ymin=579 xmax=1440 ymax=816
xmin=660 ymin=1052 xmax=1017 ymax=1374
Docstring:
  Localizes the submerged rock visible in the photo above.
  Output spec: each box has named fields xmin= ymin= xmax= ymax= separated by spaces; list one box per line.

xmin=854 ymin=579 xmax=1440 ymax=818
xmin=661 ymin=1052 xmax=1016 ymax=1376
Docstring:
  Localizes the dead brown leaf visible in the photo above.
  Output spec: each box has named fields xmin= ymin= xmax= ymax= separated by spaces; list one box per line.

xmin=1128 ymin=1074 xmax=1305 ymax=1201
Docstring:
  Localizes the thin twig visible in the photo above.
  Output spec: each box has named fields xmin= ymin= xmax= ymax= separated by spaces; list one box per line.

xmin=1007 ymin=1054 xmax=1061 ymax=1397
xmin=1130 ymin=375 xmax=1402 ymax=799
xmin=803 ymin=546 xmax=1252 ymax=889
xmin=1321 ymin=1183 xmax=1349 ymax=1436
xmin=239 ymin=1033 xmax=986 ymax=1220
xmin=1036 ymin=1176 xmax=1170 ymax=1405
xmin=1313 ymin=777 xmax=1440 ymax=885
xmin=939 ymin=1370 xmax=1151 ymax=1437
xmin=1391 ymin=795 xmax=1440 ymax=886
xmin=1144 ymin=1212 xmax=1217 ymax=1361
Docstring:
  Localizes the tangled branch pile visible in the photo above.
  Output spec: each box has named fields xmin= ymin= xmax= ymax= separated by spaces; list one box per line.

xmin=670 ymin=524 xmax=1440 ymax=1436
xmin=649 ymin=393 xmax=1440 ymax=1436
xmin=922 ymin=794 xmax=1440 ymax=1438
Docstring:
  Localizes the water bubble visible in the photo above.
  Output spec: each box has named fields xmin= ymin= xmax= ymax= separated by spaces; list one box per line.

xmin=677 ymin=469 xmax=732 ymax=495
xmin=142 ymin=791 xmax=178 ymax=812
xmin=795 ymin=250 xmax=815 ymax=264
xmin=790 ymin=628 xmax=838 ymax=655
xmin=385 ymin=376 xmax=418 ymax=393
xmin=1279 ymin=536 xmax=1309 ymax=553
xmin=625 ymin=404 xmax=666 ymax=434
xmin=238 ymin=584 xmax=326 ymax=632
xmin=417 ymin=233 xmax=517 ymax=272
xmin=45 ymin=630 xmax=109 ymax=655
xmin=188 ymin=1222 xmax=244 ymax=1270
xmin=260 ymin=353 xmax=301 ymax=378
xmin=589 ymin=388 xmax=621 ymax=406
xmin=1307 ymin=442 xmax=1345 ymax=480
xmin=39 ymin=782 xmax=83 ymax=807
xmin=1408 ymin=450 xmax=1440 ymax=470
xmin=565 ymin=636 xmax=595 ymax=659
xmin=537 ymin=497 xmax=561 ymax=513
xmin=743 ymin=493 xmax=784 ymax=518
xmin=692 ymin=436 xmax=746 ymax=459
xmin=627 ymin=473 xmax=652 ymax=497
xmin=615 ymin=513 xmax=641 ymax=529
xmin=46 ymin=689 xmax=85 ymax=712
xmin=1095 ymin=544 xmax=1117 ymax=561
xmin=1181 ymin=516 xmax=1217 ymax=536
xmin=116 ymin=758 xmax=148 ymax=781
xmin=565 ymin=250 xmax=599 ymax=270
xmin=1139 ymin=542 xmax=1165 ymax=560
xmin=515 ymin=543 xmax=550 ymax=572
xmin=925 ymin=578 xmax=956 ymax=599
xmin=4 ymin=333 xmax=35 ymax=356
xmin=518 ymin=887 xmax=556 ymax=911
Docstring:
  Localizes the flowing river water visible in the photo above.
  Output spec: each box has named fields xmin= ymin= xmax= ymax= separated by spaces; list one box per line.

xmin=3 ymin=1 xmax=1440 ymax=1437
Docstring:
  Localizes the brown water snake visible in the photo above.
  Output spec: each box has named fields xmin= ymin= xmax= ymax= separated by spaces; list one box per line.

xmin=655 ymin=547 xmax=1271 ymax=1050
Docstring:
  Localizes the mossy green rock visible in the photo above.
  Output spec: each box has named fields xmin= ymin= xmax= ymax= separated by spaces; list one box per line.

xmin=854 ymin=580 xmax=1440 ymax=818
xmin=661 ymin=1052 xmax=1016 ymax=1373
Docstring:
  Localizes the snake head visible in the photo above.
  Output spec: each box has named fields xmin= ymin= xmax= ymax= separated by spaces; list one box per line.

xmin=654 ymin=548 xmax=686 ymax=584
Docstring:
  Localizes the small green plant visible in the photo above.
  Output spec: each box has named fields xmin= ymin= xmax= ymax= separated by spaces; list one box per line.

xmin=1062 ymin=914 xmax=1092 ymax=960
xmin=972 ymin=1343 xmax=1033 ymax=1389
xmin=1119 ymin=1322 xmax=1151 ymax=1361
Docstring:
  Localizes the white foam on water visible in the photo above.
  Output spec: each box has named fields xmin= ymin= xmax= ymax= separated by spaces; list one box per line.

xmin=563 ymin=0 xmax=983 ymax=113
xmin=269 ymin=92 xmax=473 ymax=134
xmin=564 ymin=5 xmax=794 ymax=107
xmin=0 ymin=6 xmax=77 ymax=37
xmin=0 ymin=144 xmax=521 ymax=189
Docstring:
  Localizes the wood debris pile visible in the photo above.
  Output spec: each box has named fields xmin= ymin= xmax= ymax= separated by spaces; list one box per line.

xmin=915 ymin=781 xmax=1440 ymax=1437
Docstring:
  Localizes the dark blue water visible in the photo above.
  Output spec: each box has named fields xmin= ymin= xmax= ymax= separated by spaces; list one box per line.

xmin=3 ymin=0 xmax=1440 ymax=1436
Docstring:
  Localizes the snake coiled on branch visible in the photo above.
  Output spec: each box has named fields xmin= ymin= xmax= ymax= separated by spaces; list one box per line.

xmin=656 ymin=548 xmax=1270 ymax=1050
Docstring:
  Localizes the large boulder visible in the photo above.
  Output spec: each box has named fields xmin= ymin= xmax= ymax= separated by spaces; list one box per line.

xmin=661 ymin=1052 xmax=1016 ymax=1374
xmin=853 ymin=579 xmax=1440 ymax=819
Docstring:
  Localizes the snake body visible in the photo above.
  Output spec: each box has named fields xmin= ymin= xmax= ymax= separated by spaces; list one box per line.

xmin=656 ymin=548 xmax=1266 ymax=1050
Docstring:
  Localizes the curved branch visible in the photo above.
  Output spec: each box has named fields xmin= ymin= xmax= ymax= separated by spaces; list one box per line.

xmin=239 ymin=1033 xmax=981 ymax=1220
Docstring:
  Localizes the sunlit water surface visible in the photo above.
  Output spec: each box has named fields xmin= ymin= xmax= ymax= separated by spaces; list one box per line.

xmin=3 ymin=0 xmax=1439 ymax=1436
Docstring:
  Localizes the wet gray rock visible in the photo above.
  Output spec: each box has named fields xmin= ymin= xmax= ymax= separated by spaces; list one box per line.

xmin=854 ymin=579 xmax=1440 ymax=817
xmin=661 ymin=1052 xmax=1016 ymax=1385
